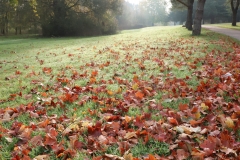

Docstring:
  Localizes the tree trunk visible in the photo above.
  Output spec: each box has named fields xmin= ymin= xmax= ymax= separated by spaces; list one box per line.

xmin=231 ymin=0 xmax=240 ymax=26
xmin=192 ymin=0 xmax=206 ymax=35
xmin=186 ymin=0 xmax=194 ymax=30
xmin=5 ymin=12 xmax=8 ymax=34
xmin=232 ymin=11 xmax=237 ymax=26
xmin=15 ymin=27 xmax=18 ymax=35
xmin=19 ymin=27 xmax=21 ymax=34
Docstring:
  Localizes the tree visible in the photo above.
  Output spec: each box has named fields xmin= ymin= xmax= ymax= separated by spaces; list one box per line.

xmin=36 ymin=0 xmax=123 ymax=36
xmin=14 ymin=0 xmax=39 ymax=35
xmin=204 ymin=0 xmax=230 ymax=24
xmin=186 ymin=0 xmax=194 ymax=30
xmin=230 ymin=0 xmax=240 ymax=26
xmin=170 ymin=0 xmax=194 ymax=30
xmin=140 ymin=0 xmax=168 ymax=26
xmin=192 ymin=0 xmax=206 ymax=35
xmin=168 ymin=9 xmax=187 ymax=25
xmin=0 ymin=0 xmax=18 ymax=35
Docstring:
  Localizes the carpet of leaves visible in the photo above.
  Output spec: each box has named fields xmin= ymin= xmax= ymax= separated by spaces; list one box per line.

xmin=0 ymin=33 xmax=240 ymax=160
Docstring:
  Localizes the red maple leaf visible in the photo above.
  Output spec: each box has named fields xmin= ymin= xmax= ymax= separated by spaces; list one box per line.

xmin=200 ymin=136 xmax=219 ymax=151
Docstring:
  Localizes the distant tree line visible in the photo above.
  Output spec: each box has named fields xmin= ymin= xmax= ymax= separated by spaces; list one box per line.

xmin=0 ymin=0 xmax=169 ymax=36
xmin=169 ymin=0 xmax=240 ymax=35
xmin=0 ymin=0 xmax=123 ymax=36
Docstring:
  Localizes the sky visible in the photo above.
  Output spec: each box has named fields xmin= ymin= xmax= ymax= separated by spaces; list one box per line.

xmin=126 ymin=0 xmax=141 ymax=5
xmin=126 ymin=0 xmax=171 ymax=6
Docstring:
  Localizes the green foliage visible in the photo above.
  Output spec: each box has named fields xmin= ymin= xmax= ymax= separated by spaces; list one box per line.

xmin=204 ymin=0 xmax=231 ymax=24
xmin=0 ymin=137 xmax=19 ymax=159
xmin=106 ymin=144 xmax=121 ymax=156
xmin=131 ymin=139 xmax=170 ymax=157
xmin=36 ymin=0 xmax=122 ymax=36
xmin=29 ymin=146 xmax=46 ymax=158
xmin=162 ymin=98 xmax=190 ymax=110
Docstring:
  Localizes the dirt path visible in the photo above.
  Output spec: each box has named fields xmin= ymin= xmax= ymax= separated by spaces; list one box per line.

xmin=202 ymin=25 xmax=240 ymax=41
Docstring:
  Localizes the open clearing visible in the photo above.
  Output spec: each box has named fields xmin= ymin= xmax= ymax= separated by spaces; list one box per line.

xmin=0 ymin=26 xmax=240 ymax=159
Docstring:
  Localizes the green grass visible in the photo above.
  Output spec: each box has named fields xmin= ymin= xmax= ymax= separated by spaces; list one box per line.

xmin=0 ymin=26 xmax=239 ymax=159
xmin=131 ymin=139 xmax=170 ymax=157
xmin=209 ymin=23 xmax=240 ymax=30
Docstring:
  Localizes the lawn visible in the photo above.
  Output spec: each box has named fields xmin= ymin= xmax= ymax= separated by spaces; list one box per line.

xmin=209 ymin=22 xmax=240 ymax=30
xmin=0 ymin=26 xmax=239 ymax=160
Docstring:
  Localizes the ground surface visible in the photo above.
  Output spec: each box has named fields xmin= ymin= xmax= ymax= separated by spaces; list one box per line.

xmin=209 ymin=23 xmax=240 ymax=31
xmin=203 ymin=25 xmax=240 ymax=40
xmin=0 ymin=26 xmax=240 ymax=160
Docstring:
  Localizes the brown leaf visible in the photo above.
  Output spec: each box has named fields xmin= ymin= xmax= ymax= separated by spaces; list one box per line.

xmin=200 ymin=136 xmax=219 ymax=151
xmin=19 ymin=128 xmax=32 ymax=140
xmin=124 ymin=132 xmax=137 ymax=139
xmin=2 ymin=112 xmax=11 ymax=122
xmin=30 ymin=135 xmax=44 ymax=147
xmin=98 ymin=135 xmax=108 ymax=144
xmin=179 ymin=104 xmax=189 ymax=111
xmin=177 ymin=149 xmax=189 ymax=160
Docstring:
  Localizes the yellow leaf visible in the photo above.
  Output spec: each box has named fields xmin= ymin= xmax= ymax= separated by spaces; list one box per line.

xmin=195 ymin=112 xmax=201 ymax=120
xmin=124 ymin=153 xmax=133 ymax=160
xmin=132 ymin=83 xmax=138 ymax=90
xmin=201 ymin=103 xmax=209 ymax=110
xmin=225 ymin=117 xmax=234 ymax=129
xmin=107 ymin=90 xmax=114 ymax=96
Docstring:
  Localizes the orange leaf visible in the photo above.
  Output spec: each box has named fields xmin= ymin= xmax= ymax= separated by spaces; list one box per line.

xmin=168 ymin=117 xmax=178 ymax=125
xmin=135 ymin=91 xmax=144 ymax=99
xmin=133 ymin=75 xmax=139 ymax=83
xmin=145 ymin=154 xmax=156 ymax=160
xmin=90 ymin=77 xmax=96 ymax=84
xmin=15 ymin=70 xmax=22 ymax=75
xmin=38 ymin=119 xmax=50 ymax=128
xmin=41 ymin=92 xmax=48 ymax=97
xmin=42 ymin=67 xmax=52 ymax=74
xmin=179 ymin=104 xmax=189 ymax=111
xmin=107 ymin=90 xmax=114 ymax=96
xmin=91 ymin=70 xmax=98 ymax=77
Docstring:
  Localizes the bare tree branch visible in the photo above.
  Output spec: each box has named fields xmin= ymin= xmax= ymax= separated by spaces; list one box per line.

xmin=176 ymin=0 xmax=189 ymax=7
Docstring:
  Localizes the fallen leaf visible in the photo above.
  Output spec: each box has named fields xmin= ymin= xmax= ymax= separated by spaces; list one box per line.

xmin=225 ymin=117 xmax=234 ymax=129
xmin=177 ymin=149 xmax=189 ymax=160
xmin=135 ymin=91 xmax=144 ymax=99
xmin=33 ymin=155 xmax=50 ymax=160
xmin=168 ymin=117 xmax=178 ymax=126
xmin=124 ymin=132 xmax=137 ymax=139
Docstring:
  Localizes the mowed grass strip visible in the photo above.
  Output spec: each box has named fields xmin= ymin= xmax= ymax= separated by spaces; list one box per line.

xmin=0 ymin=26 xmax=239 ymax=159
xmin=209 ymin=22 xmax=240 ymax=31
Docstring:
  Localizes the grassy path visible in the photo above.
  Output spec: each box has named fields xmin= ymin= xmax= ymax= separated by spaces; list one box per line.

xmin=0 ymin=26 xmax=239 ymax=159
